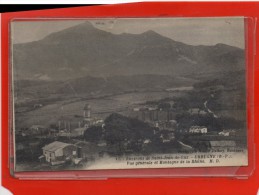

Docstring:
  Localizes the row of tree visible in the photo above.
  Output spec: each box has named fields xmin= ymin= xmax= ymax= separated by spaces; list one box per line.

xmin=83 ymin=113 xmax=154 ymax=144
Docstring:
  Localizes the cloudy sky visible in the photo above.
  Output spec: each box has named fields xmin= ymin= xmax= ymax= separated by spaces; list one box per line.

xmin=11 ymin=18 xmax=245 ymax=48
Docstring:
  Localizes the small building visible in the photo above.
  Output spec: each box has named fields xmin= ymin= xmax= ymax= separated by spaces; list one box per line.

xmin=219 ymin=131 xmax=230 ymax=136
xmin=92 ymin=119 xmax=104 ymax=126
xmin=30 ymin=125 xmax=45 ymax=131
xmin=48 ymin=129 xmax=58 ymax=136
xmin=188 ymin=108 xmax=207 ymax=115
xmin=133 ymin=107 xmax=140 ymax=111
xmin=219 ymin=129 xmax=236 ymax=136
xmin=33 ymin=104 xmax=43 ymax=109
xmin=71 ymin=127 xmax=87 ymax=137
xmin=42 ymin=141 xmax=77 ymax=165
xmin=147 ymin=106 xmax=157 ymax=111
xmin=57 ymin=130 xmax=71 ymax=137
xmin=143 ymin=139 xmax=151 ymax=144
xmin=29 ymin=125 xmax=47 ymax=135
xmin=189 ymin=126 xmax=207 ymax=134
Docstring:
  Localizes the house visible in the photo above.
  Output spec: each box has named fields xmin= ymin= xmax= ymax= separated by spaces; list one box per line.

xmin=188 ymin=108 xmax=207 ymax=115
xmin=57 ymin=130 xmax=71 ymax=137
xmin=92 ymin=119 xmax=104 ymax=126
xmin=147 ymin=106 xmax=157 ymax=111
xmin=42 ymin=141 xmax=77 ymax=165
xmin=219 ymin=129 xmax=236 ymax=136
xmin=133 ymin=107 xmax=140 ymax=111
xmin=71 ymin=127 xmax=86 ymax=137
xmin=143 ymin=139 xmax=151 ymax=144
xmin=29 ymin=125 xmax=46 ymax=135
xmin=219 ymin=131 xmax=230 ymax=136
xmin=189 ymin=126 xmax=207 ymax=134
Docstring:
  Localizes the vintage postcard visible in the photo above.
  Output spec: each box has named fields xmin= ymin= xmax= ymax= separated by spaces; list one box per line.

xmin=11 ymin=18 xmax=247 ymax=171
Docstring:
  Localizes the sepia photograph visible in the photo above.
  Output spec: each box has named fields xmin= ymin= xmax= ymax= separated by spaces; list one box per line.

xmin=11 ymin=18 xmax=247 ymax=171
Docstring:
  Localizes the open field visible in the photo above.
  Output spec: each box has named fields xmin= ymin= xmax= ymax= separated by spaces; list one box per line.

xmin=15 ymin=90 xmax=187 ymax=129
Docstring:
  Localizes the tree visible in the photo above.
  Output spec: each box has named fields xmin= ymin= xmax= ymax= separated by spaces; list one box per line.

xmin=172 ymin=98 xmax=189 ymax=111
xmin=104 ymin=113 xmax=131 ymax=144
xmin=104 ymin=113 xmax=154 ymax=153
xmin=83 ymin=126 xmax=103 ymax=143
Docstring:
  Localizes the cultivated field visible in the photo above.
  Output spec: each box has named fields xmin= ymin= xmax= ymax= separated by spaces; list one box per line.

xmin=15 ymin=90 xmax=187 ymax=129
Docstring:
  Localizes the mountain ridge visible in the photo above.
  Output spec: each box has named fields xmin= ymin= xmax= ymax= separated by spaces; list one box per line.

xmin=13 ymin=21 xmax=245 ymax=81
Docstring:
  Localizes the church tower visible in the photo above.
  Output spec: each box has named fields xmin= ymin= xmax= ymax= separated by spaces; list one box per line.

xmin=83 ymin=104 xmax=91 ymax=119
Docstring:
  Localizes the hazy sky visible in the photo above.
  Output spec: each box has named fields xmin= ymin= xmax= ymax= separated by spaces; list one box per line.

xmin=11 ymin=18 xmax=245 ymax=48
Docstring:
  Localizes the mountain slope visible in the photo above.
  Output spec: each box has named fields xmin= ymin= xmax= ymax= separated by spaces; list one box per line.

xmin=13 ymin=22 xmax=245 ymax=81
xmin=15 ymin=74 xmax=197 ymax=101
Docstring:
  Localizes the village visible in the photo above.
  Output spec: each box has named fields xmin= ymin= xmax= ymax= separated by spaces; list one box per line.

xmin=15 ymin=97 xmax=246 ymax=169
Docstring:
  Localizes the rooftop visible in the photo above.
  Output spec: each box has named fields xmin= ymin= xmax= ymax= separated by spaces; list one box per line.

xmin=190 ymin=126 xmax=207 ymax=129
xmin=42 ymin=141 xmax=73 ymax=152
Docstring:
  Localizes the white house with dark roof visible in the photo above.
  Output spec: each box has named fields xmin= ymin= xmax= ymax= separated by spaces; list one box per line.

xmin=42 ymin=141 xmax=77 ymax=165
xmin=189 ymin=126 xmax=207 ymax=134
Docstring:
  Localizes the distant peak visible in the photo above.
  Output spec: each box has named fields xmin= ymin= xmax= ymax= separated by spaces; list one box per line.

xmin=214 ymin=43 xmax=241 ymax=50
xmin=215 ymin=43 xmax=234 ymax=48
xmin=70 ymin=21 xmax=96 ymax=31
xmin=42 ymin=21 xmax=103 ymax=41
xmin=80 ymin=21 xmax=95 ymax=27
xmin=142 ymin=30 xmax=159 ymax=36
xmin=215 ymin=43 xmax=227 ymax=47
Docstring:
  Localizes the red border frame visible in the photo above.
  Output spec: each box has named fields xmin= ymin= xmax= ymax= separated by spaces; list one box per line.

xmin=2 ymin=3 xmax=259 ymax=195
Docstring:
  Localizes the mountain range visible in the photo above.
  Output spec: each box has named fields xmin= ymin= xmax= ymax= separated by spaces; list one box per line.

xmin=13 ymin=21 xmax=245 ymax=81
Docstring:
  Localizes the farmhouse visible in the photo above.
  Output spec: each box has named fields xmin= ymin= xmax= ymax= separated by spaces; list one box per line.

xmin=189 ymin=126 xmax=207 ymax=134
xmin=42 ymin=141 xmax=77 ymax=165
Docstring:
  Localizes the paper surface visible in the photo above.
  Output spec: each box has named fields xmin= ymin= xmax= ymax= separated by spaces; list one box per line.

xmin=11 ymin=18 xmax=247 ymax=171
